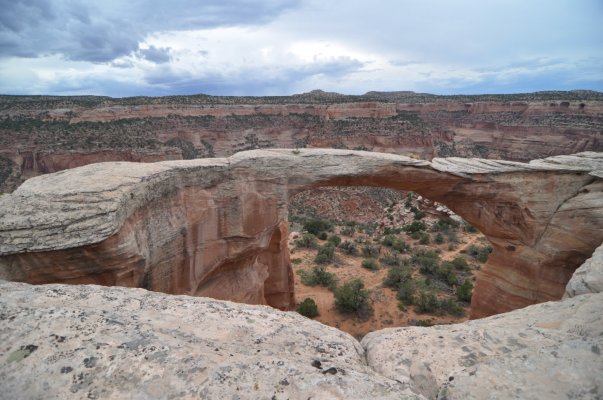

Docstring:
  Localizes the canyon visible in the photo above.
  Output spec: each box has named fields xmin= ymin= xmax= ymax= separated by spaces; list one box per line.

xmin=1 ymin=90 xmax=602 ymax=193
xmin=1 ymin=149 xmax=601 ymax=320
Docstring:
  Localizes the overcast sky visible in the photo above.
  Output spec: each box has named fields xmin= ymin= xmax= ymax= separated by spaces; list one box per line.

xmin=0 ymin=0 xmax=601 ymax=97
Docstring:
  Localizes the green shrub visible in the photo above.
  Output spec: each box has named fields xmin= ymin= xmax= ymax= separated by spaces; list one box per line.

xmin=392 ymin=238 xmax=408 ymax=252
xmin=361 ymin=258 xmax=379 ymax=271
xmin=362 ymin=244 xmax=380 ymax=258
xmin=299 ymin=265 xmax=337 ymax=289
xmin=412 ymin=249 xmax=440 ymax=274
xmin=317 ymin=231 xmax=328 ymax=240
xmin=439 ymin=298 xmax=465 ymax=317
xmin=382 ymin=234 xmax=397 ymax=247
xmin=383 ymin=227 xmax=403 ymax=235
xmin=414 ymin=319 xmax=434 ymax=327
xmin=415 ymin=291 xmax=439 ymax=313
xmin=328 ymin=235 xmax=342 ymax=246
xmin=384 ymin=266 xmax=411 ymax=289
xmin=397 ymin=279 xmax=416 ymax=305
xmin=303 ymin=218 xmax=332 ymax=236
xmin=464 ymin=223 xmax=478 ymax=233
xmin=403 ymin=221 xmax=426 ymax=234
xmin=435 ymin=263 xmax=459 ymax=286
xmin=457 ymin=279 xmax=473 ymax=302
xmin=334 ymin=279 xmax=372 ymax=317
xmin=419 ymin=232 xmax=430 ymax=245
xmin=296 ymin=298 xmax=319 ymax=318
xmin=448 ymin=256 xmax=469 ymax=271
xmin=340 ymin=225 xmax=355 ymax=236
xmin=291 ymin=258 xmax=302 ymax=265
xmin=314 ymin=243 xmax=335 ymax=264
xmin=434 ymin=232 xmax=444 ymax=244
xmin=466 ymin=244 xmax=493 ymax=263
xmin=294 ymin=233 xmax=317 ymax=248
xmin=339 ymin=240 xmax=358 ymax=255
xmin=380 ymin=251 xmax=405 ymax=267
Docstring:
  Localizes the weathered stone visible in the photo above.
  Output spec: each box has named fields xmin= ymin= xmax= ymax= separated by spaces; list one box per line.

xmin=362 ymin=289 xmax=603 ymax=399
xmin=0 ymin=280 xmax=422 ymax=400
xmin=0 ymin=149 xmax=602 ymax=317
xmin=565 ymin=242 xmax=603 ymax=297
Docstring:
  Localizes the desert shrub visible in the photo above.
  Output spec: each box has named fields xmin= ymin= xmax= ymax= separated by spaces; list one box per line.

xmin=392 ymin=239 xmax=410 ymax=253
xmin=317 ymin=231 xmax=328 ymax=240
xmin=467 ymin=244 xmax=493 ymax=263
xmin=457 ymin=279 xmax=474 ymax=302
xmin=299 ymin=265 xmax=337 ymax=289
xmin=362 ymin=244 xmax=380 ymax=258
xmin=477 ymin=245 xmax=493 ymax=262
xmin=294 ymin=233 xmax=317 ymax=248
xmin=414 ymin=319 xmax=434 ymax=327
xmin=415 ymin=291 xmax=439 ymax=313
xmin=419 ymin=232 xmax=430 ymax=245
xmin=382 ymin=234 xmax=397 ymax=247
xmin=410 ymin=231 xmax=421 ymax=240
xmin=361 ymin=258 xmax=379 ymax=271
xmin=291 ymin=258 xmax=302 ymax=265
xmin=439 ymin=298 xmax=464 ymax=317
xmin=464 ymin=223 xmax=478 ymax=233
xmin=334 ymin=278 xmax=372 ymax=317
xmin=296 ymin=298 xmax=319 ymax=318
xmin=314 ymin=243 xmax=335 ymax=264
xmin=328 ymin=235 xmax=342 ymax=246
xmin=340 ymin=225 xmax=355 ymax=236
xmin=339 ymin=240 xmax=358 ymax=255
xmin=383 ymin=227 xmax=403 ymax=235
xmin=435 ymin=263 xmax=459 ymax=286
xmin=397 ymin=279 xmax=416 ymax=305
xmin=303 ymin=218 xmax=332 ymax=236
xmin=384 ymin=266 xmax=411 ymax=289
xmin=403 ymin=221 xmax=426 ymax=234
xmin=449 ymin=256 xmax=469 ymax=271
xmin=380 ymin=251 xmax=406 ymax=267
xmin=447 ymin=231 xmax=459 ymax=243
xmin=412 ymin=249 xmax=440 ymax=274
xmin=434 ymin=232 xmax=444 ymax=244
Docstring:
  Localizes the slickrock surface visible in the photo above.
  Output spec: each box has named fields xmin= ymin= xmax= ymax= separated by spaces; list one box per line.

xmin=1 ymin=240 xmax=602 ymax=399
xmin=0 ymin=281 xmax=421 ymax=400
xmin=1 ymin=149 xmax=602 ymax=318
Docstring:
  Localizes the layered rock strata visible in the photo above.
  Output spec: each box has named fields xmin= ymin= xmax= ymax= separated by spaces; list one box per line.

xmin=1 ymin=241 xmax=601 ymax=399
xmin=0 ymin=149 xmax=602 ymax=317
xmin=1 ymin=91 xmax=602 ymax=192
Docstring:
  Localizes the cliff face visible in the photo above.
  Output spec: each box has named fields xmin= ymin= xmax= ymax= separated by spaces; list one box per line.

xmin=1 ymin=149 xmax=601 ymax=318
xmin=1 ymin=91 xmax=602 ymax=192
xmin=1 ymin=241 xmax=602 ymax=399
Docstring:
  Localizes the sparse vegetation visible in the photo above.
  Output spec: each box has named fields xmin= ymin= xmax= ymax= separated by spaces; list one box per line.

xmin=334 ymin=278 xmax=372 ymax=317
xmin=296 ymin=298 xmax=319 ymax=318
xmin=457 ymin=279 xmax=474 ymax=303
xmin=361 ymin=258 xmax=379 ymax=271
xmin=298 ymin=265 xmax=337 ymax=290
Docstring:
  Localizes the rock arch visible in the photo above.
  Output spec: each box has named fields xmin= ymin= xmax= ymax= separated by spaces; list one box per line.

xmin=0 ymin=149 xmax=601 ymax=318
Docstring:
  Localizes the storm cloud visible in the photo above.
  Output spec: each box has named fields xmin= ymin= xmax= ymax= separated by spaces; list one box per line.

xmin=0 ymin=0 xmax=601 ymax=96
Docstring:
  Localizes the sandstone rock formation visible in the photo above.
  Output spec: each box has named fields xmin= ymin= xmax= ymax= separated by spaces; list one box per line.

xmin=1 ymin=240 xmax=602 ymax=399
xmin=1 ymin=91 xmax=602 ymax=192
xmin=0 ymin=280 xmax=421 ymax=400
xmin=1 ymin=149 xmax=602 ymax=318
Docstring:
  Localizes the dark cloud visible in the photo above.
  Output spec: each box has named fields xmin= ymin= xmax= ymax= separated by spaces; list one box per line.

xmin=0 ymin=0 xmax=300 ymax=62
xmin=138 ymin=46 xmax=172 ymax=64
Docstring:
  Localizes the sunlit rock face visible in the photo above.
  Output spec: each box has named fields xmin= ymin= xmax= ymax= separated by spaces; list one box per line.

xmin=0 ymin=149 xmax=601 ymax=317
